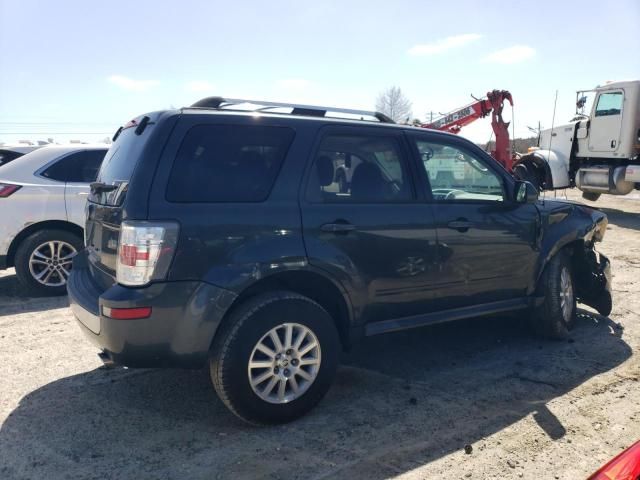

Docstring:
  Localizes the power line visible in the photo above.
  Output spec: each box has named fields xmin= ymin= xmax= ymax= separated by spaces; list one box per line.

xmin=0 ymin=121 xmax=119 ymax=125
xmin=0 ymin=131 xmax=113 ymax=135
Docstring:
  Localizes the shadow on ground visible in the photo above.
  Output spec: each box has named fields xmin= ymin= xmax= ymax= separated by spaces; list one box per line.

xmin=0 ymin=273 xmax=68 ymax=317
xmin=0 ymin=310 xmax=630 ymax=479
xmin=598 ymin=207 xmax=640 ymax=231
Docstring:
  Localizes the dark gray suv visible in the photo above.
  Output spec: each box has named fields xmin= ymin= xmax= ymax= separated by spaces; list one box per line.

xmin=68 ymin=97 xmax=612 ymax=424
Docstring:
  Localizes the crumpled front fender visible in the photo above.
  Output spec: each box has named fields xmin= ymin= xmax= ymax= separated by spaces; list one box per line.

xmin=573 ymin=249 xmax=612 ymax=317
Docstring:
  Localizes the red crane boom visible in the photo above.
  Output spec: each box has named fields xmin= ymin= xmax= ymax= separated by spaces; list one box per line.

xmin=421 ymin=90 xmax=514 ymax=171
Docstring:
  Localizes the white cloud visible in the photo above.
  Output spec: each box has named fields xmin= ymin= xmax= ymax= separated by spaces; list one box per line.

xmin=408 ymin=34 xmax=482 ymax=56
xmin=185 ymin=80 xmax=216 ymax=93
xmin=107 ymin=75 xmax=159 ymax=91
xmin=483 ymin=45 xmax=536 ymax=64
xmin=277 ymin=78 xmax=311 ymax=89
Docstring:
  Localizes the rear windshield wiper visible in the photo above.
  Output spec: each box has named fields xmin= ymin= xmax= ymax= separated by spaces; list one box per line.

xmin=90 ymin=182 xmax=118 ymax=194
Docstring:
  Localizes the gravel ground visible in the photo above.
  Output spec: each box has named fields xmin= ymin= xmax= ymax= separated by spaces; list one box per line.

xmin=0 ymin=191 xmax=638 ymax=480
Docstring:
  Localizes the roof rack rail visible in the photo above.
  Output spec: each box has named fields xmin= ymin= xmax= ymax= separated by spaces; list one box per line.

xmin=189 ymin=96 xmax=395 ymax=124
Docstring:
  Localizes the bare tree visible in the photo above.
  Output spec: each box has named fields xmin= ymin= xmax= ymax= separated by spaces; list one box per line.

xmin=375 ymin=86 xmax=412 ymax=123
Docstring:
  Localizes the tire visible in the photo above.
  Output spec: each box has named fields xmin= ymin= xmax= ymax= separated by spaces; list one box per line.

xmin=513 ymin=162 xmax=541 ymax=191
xmin=582 ymin=191 xmax=601 ymax=202
xmin=14 ymin=229 xmax=83 ymax=296
xmin=336 ymin=172 xmax=348 ymax=193
xmin=530 ymin=251 xmax=577 ymax=339
xmin=210 ymin=291 xmax=340 ymax=425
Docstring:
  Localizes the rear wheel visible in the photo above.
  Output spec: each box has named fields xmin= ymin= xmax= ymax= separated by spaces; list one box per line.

xmin=210 ymin=291 xmax=340 ymax=425
xmin=530 ymin=251 xmax=576 ymax=339
xmin=14 ymin=229 xmax=83 ymax=296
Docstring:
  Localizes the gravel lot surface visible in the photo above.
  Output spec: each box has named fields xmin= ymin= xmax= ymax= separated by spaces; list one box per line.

xmin=1 ymin=191 xmax=638 ymax=480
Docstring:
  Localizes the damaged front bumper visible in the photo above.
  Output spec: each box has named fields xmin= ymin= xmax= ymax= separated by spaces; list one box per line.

xmin=574 ymin=249 xmax=612 ymax=317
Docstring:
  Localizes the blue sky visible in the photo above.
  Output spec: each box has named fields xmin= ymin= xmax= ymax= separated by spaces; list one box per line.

xmin=1 ymin=0 xmax=639 ymax=144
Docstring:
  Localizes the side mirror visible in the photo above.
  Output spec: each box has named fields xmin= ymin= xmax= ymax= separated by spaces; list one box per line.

xmin=515 ymin=180 xmax=538 ymax=203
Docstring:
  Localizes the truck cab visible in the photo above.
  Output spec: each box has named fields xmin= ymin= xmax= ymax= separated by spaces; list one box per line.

xmin=520 ymin=80 xmax=640 ymax=200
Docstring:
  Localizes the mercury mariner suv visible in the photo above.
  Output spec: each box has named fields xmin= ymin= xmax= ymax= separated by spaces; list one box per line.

xmin=67 ymin=98 xmax=612 ymax=425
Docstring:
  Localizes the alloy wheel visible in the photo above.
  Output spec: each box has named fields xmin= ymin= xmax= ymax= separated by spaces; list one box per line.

xmin=28 ymin=241 xmax=77 ymax=287
xmin=248 ymin=323 xmax=321 ymax=404
xmin=559 ymin=267 xmax=574 ymax=324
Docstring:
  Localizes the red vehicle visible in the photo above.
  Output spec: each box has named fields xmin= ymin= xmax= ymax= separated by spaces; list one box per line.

xmin=588 ymin=440 xmax=640 ymax=480
xmin=421 ymin=89 xmax=515 ymax=172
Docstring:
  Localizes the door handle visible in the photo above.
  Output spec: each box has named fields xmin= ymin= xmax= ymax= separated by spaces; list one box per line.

xmin=321 ymin=222 xmax=356 ymax=233
xmin=77 ymin=192 xmax=89 ymax=196
xmin=611 ymin=140 xmax=616 ymax=148
xmin=447 ymin=219 xmax=474 ymax=232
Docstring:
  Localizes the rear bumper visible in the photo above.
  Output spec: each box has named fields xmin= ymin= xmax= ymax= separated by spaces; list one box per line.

xmin=67 ymin=251 xmax=237 ymax=368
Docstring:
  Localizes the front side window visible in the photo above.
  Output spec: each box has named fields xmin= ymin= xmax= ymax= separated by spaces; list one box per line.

xmin=166 ymin=125 xmax=294 ymax=202
xmin=595 ymin=91 xmax=623 ymax=117
xmin=306 ymin=133 xmax=413 ymax=203
xmin=414 ymin=139 xmax=504 ymax=202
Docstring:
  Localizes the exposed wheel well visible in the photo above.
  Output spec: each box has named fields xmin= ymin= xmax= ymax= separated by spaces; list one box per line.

xmin=221 ymin=271 xmax=353 ymax=350
xmin=6 ymin=220 xmax=83 ymax=268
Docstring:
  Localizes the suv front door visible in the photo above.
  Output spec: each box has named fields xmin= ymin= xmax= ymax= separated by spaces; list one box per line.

xmin=300 ymin=126 xmax=439 ymax=324
xmin=409 ymin=132 xmax=540 ymax=306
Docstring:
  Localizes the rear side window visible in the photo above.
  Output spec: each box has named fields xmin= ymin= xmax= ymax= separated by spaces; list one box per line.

xmin=166 ymin=125 xmax=294 ymax=202
xmin=41 ymin=150 xmax=107 ymax=182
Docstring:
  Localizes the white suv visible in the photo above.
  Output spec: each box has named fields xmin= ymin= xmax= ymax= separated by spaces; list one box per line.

xmin=0 ymin=145 xmax=108 ymax=294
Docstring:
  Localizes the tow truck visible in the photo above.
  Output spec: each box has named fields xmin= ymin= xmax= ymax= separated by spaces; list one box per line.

xmin=420 ymin=89 xmax=516 ymax=171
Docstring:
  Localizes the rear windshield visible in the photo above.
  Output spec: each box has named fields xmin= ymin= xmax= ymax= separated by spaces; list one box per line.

xmin=0 ymin=150 xmax=25 ymax=167
xmin=166 ymin=125 xmax=294 ymax=202
xmin=92 ymin=126 xmax=147 ymax=205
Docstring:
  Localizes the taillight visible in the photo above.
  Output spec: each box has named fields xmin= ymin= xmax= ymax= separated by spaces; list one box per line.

xmin=116 ymin=221 xmax=179 ymax=286
xmin=102 ymin=306 xmax=152 ymax=320
xmin=0 ymin=183 xmax=21 ymax=198
xmin=588 ymin=440 xmax=640 ymax=480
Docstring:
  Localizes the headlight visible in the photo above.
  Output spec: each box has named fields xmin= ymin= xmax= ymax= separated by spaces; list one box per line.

xmin=594 ymin=218 xmax=608 ymax=242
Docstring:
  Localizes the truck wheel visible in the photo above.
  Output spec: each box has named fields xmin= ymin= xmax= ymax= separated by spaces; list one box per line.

xmin=210 ymin=291 xmax=340 ymax=425
xmin=530 ymin=251 xmax=576 ymax=339
xmin=336 ymin=172 xmax=348 ymax=193
xmin=513 ymin=162 xmax=542 ymax=191
xmin=582 ymin=192 xmax=601 ymax=202
xmin=14 ymin=229 xmax=83 ymax=296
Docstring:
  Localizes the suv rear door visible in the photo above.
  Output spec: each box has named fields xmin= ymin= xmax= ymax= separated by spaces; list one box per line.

xmin=85 ymin=115 xmax=166 ymax=288
xmin=408 ymin=131 xmax=539 ymax=305
xmin=300 ymin=125 xmax=440 ymax=324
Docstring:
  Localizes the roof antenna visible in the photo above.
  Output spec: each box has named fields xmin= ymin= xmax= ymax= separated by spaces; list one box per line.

xmin=547 ymin=90 xmax=558 ymax=153
xmin=546 ymin=90 xmax=558 ymax=201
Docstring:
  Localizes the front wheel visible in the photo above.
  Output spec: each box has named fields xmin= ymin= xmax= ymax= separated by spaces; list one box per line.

xmin=210 ymin=291 xmax=340 ymax=425
xmin=530 ymin=251 xmax=576 ymax=339
xmin=513 ymin=162 xmax=542 ymax=191
xmin=336 ymin=172 xmax=348 ymax=193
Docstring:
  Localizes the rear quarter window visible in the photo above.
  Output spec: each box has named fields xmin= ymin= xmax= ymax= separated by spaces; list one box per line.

xmin=0 ymin=150 xmax=24 ymax=167
xmin=41 ymin=150 xmax=106 ymax=182
xmin=166 ymin=124 xmax=294 ymax=202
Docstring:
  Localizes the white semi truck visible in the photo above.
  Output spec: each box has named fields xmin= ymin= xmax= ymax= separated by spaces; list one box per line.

xmin=515 ymin=80 xmax=640 ymax=200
